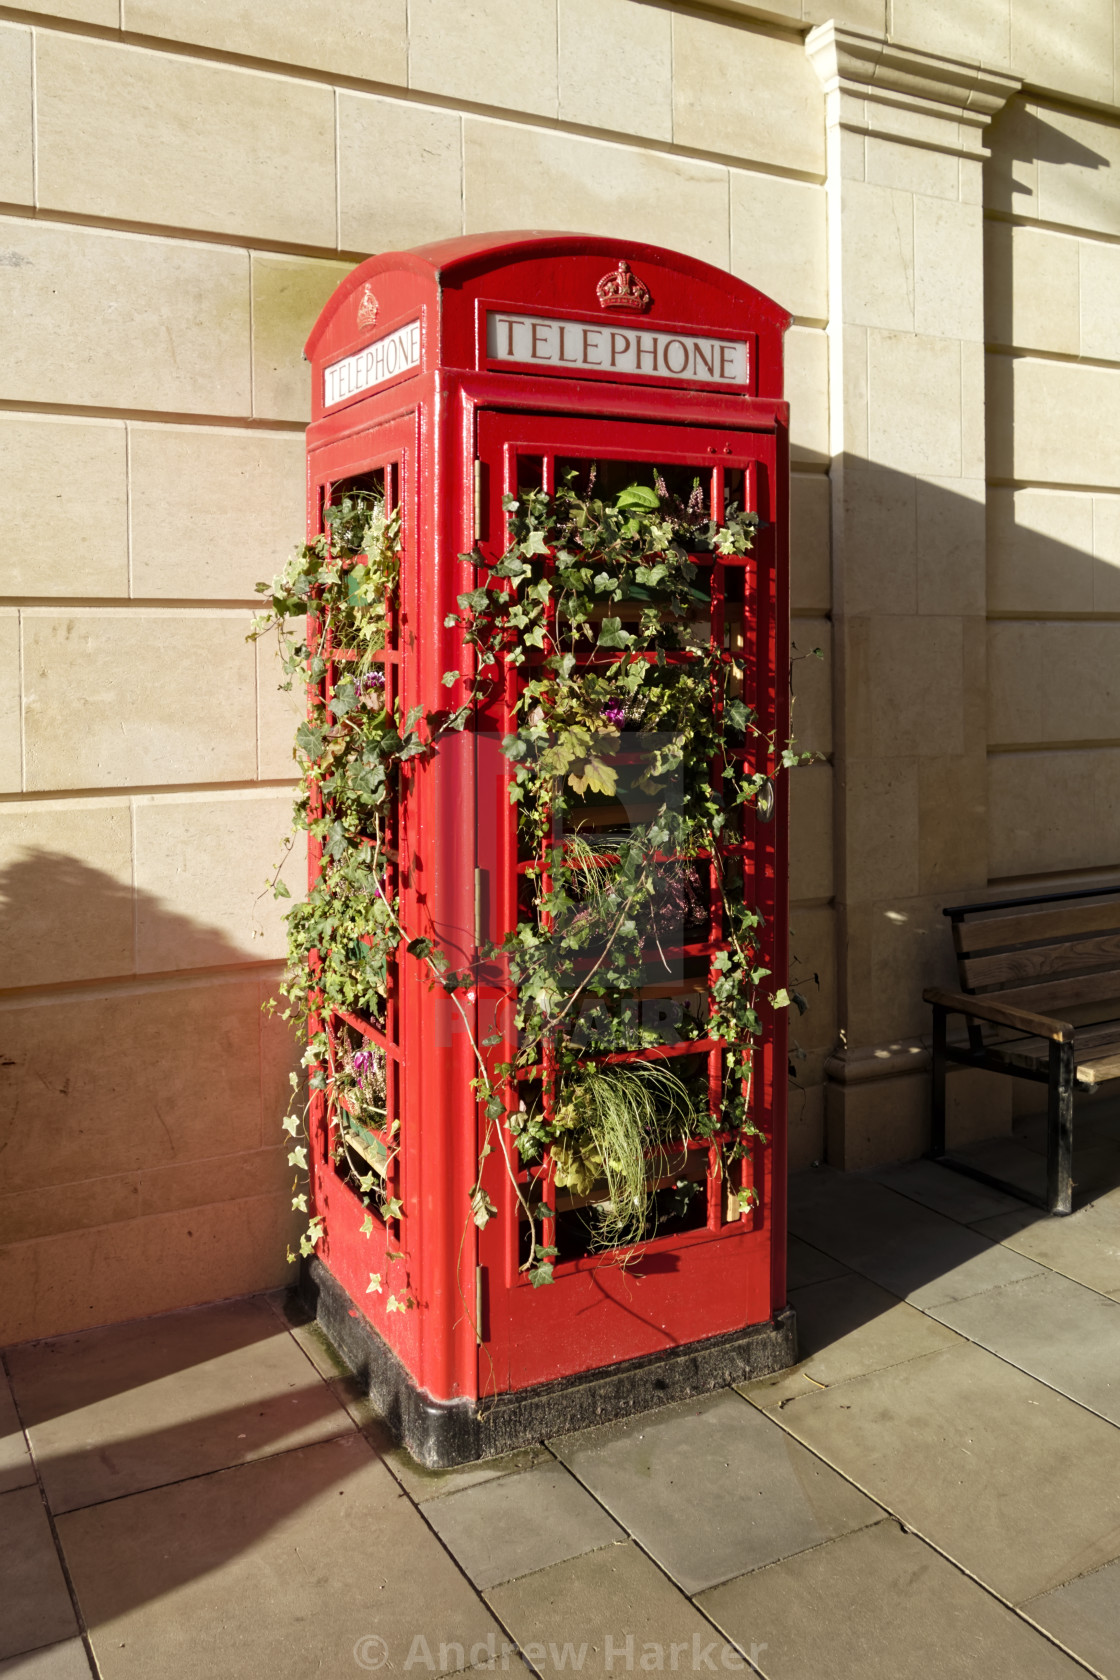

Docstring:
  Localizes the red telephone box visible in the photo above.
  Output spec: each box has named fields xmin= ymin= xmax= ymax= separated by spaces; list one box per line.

xmin=300 ymin=233 xmax=796 ymax=1465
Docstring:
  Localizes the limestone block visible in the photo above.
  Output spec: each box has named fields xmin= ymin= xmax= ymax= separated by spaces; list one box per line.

xmin=988 ymin=747 xmax=1120 ymax=878
xmin=788 ymin=762 xmax=833 ymax=903
xmin=916 ymin=476 xmax=986 ymax=617
xmin=256 ymin=633 xmax=303 ymax=782
xmin=984 ymin=98 xmax=1041 ymax=220
xmin=1079 ymin=236 xmax=1120 ymax=363
xmin=984 ymin=222 xmax=1080 ymax=355
xmin=843 ymin=897 xmax=961 ymax=1047
xmin=985 ymin=621 xmax=1045 ymax=744
xmin=705 ymin=0 xmax=802 ymax=21
xmin=806 ymin=0 xmax=886 ymax=27
xmin=0 ymin=25 xmax=32 ymax=207
xmin=867 ymin=331 xmax=962 ymax=479
xmin=558 ymin=0 xmax=672 ymax=141
xmin=251 ymin=255 xmax=355 ymax=423
xmin=891 ymin=0 xmax=1011 ymax=69
xmin=260 ymin=974 xmax=303 ymax=1137
xmin=0 ymin=979 xmax=265 ymax=1197
xmin=0 ymin=1192 xmax=295 ymax=1345
xmin=0 ymin=612 xmax=18 ymax=793
xmin=842 ymin=756 xmax=920 ymax=904
xmin=847 ymin=615 xmax=965 ymax=759
xmin=960 ymin=341 xmax=985 ymax=484
xmin=790 ymin=619 xmax=831 ymax=760
xmin=730 ymin=172 xmax=828 ymax=323
xmin=339 ymin=94 xmax=463 ymax=256
xmin=408 ymin=0 xmax=558 ymax=119
xmin=987 ymin=488 xmax=1095 ymax=616
xmin=463 ymin=118 xmax=730 ymax=271
xmin=789 ymin=904 xmax=838 ymax=1055
xmin=0 ymin=1145 xmax=289 ymax=1244
xmin=0 ymin=799 xmax=133 ymax=986
xmin=839 ymin=180 xmax=915 ymax=335
xmin=826 ymin=1072 xmax=927 ymax=1170
xmin=22 ymin=611 xmax=257 ymax=790
xmin=129 ymin=426 xmax=305 ymax=601
xmin=790 ymin=471 xmax=831 ymax=613
xmin=0 ymin=220 xmax=251 ymax=416
xmin=914 ymin=198 xmax=984 ymax=343
xmin=841 ymin=325 xmax=869 ymax=460
xmin=785 ymin=326 xmax=830 ymax=466
xmin=864 ymin=137 xmax=961 ymax=203
xmin=1089 ymin=495 xmax=1120 ymax=611
xmin=1011 ymin=0 xmax=1113 ymax=107
xmin=132 ymin=791 xmax=297 ymax=969
xmin=1032 ymin=103 xmax=1120 ymax=238
xmin=838 ymin=457 xmax=916 ymax=618
xmin=993 ymin=355 xmax=1120 ymax=489
xmin=36 ymin=35 xmax=336 ymax=248
xmin=0 ymin=416 xmax=128 ymax=600
xmin=1038 ymin=623 xmax=1120 ymax=743
xmin=672 ymin=12 xmax=825 ymax=176
xmin=2 ymin=0 xmax=115 ymax=19
xmin=788 ymin=1082 xmax=824 ymax=1172
xmin=918 ymin=753 xmax=989 ymax=892
xmin=122 ymin=0 xmax=407 ymax=85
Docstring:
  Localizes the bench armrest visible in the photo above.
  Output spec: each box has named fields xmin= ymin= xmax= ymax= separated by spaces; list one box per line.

xmin=923 ymin=986 xmax=1074 ymax=1044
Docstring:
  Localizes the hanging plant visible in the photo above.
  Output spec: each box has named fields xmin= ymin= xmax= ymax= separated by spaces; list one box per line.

xmin=253 ymin=465 xmax=808 ymax=1286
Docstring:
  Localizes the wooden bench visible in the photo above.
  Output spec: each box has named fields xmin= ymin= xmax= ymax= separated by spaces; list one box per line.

xmin=924 ymin=885 xmax=1120 ymax=1216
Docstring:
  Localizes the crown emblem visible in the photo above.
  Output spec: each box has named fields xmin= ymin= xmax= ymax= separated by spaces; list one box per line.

xmin=356 ymin=283 xmax=379 ymax=330
xmin=596 ymin=259 xmax=652 ymax=313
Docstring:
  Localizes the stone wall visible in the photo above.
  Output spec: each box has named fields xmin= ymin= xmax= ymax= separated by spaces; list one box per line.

xmin=4 ymin=0 xmax=1120 ymax=1341
xmin=0 ymin=0 xmax=833 ymax=1341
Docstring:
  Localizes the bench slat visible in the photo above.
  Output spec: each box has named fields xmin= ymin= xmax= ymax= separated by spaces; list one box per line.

xmin=962 ymin=931 xmax=1120 ymax=991
xmin=992 ymin=970 xmax=1120 ymax=1015
xmin=953 ymin=900 xmax=1120 ymax=957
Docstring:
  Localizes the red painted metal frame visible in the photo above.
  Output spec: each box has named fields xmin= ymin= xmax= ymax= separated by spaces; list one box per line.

xmin=303 ymin=233 xmax=791 ymax=1410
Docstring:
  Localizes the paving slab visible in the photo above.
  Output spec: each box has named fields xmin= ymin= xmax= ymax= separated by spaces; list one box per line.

xmin=789 ymin=1168 xmax=1045 ymax=1307
xmin=737 ymin=1368 xmax=829 ymax=1414
xmin=788 ymin=1273 xmax=961 ymax=1386
xmin=323 ymin=1365 xmax=557 ymax=1503
xmin=552 ymin=1388 xmax=880 ymax=1594
xmin=765 ymin=1339 xmax=1120 ymax=1604
xmin=931 ymin=1269 xmax=1120 ymax=1424
xmin=0 ymin=1370 xmax=34 ymax=1495
xmin=786 ymin=1234 xmax=851 ymax=1290
xmin=698 ymin=1519 xmax=1089 ymax=1680
xmin=976 ymin=1198 xmax=1120 ymax=1297
xmin=0 ymin=1645 xmax=93 ymax=1679
xmin=56 ymin=1433 xmax=500 ymax=1680
xmin=0 ymin=1488 xmax=78 ymax=1661
xmin=421 ymin=1461 xmax=625 ymax=1591
xmin=866 ymin=1160 xmax=1027 ymax=1225
xmin=7 ymin=1297 xmax=354 ymax=1513
xmin=1025 ymin=1555 xmax=1120 ymax=1679
xmin=487 ymin=1540 xmax=743 ymax=1675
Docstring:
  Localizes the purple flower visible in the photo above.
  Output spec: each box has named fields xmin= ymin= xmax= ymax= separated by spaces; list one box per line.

xmin=357 ymin=670 xmax=385 ymax=694
xmin=603 ymin=698 xmax=626 ymax=730
xmin=352 ymin=1050 xmax=375 ymax=1075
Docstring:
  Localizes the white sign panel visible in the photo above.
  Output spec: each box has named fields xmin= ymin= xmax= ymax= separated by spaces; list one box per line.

xmin=487 ymin=312 xmax=749 ymax=385
xmin=324 ymin=319 xmax=421 ymax=408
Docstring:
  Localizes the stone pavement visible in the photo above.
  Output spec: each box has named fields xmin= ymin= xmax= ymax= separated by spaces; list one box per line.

xmin=5 ymin=1123 xmax=1120 ymax=1680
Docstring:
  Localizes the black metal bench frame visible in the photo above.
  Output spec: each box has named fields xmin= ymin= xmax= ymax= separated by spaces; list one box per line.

xmin=925 ymin=884 xmax=1120 ymax=1218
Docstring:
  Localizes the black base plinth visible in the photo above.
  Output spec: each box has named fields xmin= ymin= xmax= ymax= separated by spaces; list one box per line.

xmin=299 ymin=1257 xmax=797 ymax=1469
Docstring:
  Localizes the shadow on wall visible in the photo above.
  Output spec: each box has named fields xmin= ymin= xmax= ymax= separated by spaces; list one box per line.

xmin=0 ymin=847 xmax=302 ymax=1346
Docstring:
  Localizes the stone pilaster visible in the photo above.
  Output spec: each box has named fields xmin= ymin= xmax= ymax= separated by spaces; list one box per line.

xmin=806 ymin=25 xmax=1019 ymax=1167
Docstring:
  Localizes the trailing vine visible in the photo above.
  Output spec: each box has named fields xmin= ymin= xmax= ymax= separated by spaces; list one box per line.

xmin=254 ymin=465 xmax=808 ymax=1295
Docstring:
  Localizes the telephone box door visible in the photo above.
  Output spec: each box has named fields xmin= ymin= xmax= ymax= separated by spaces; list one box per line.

xmin=473 ymin=408 xmax=789 ymax=1395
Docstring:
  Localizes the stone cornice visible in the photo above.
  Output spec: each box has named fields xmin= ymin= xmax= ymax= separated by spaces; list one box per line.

xmin=807 ymin=22 xmax=1020 ymax=154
